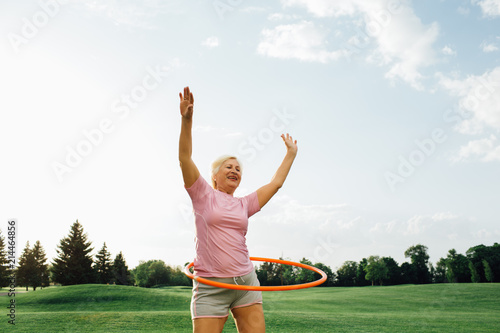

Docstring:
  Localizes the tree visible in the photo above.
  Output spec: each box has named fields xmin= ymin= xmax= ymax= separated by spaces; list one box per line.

xmin=467 ymin=243 xmax=500 ymax=283
xmin=444 ymin=249 xmax=470 ymax=283
xmin=483 ymin=259 xmax=494 ymax=283
xmin=281 ymin=258 xmax=298 ymax=285
xmin=0 ymin=230 xmax=10 ymax=287
xmin=273 ymin=259 xmax=285 ymax=286
xmin=255 ymin=260 xmax=287 ymax=286
xmin=313 ymin=262 xmax=335 ymax=287
xmin=112 ymin=252 xmax=133 ymax=285
xmin=434 ymin=258 xmax=447 ymax=283
xmin=428 ymin=262 xmax=436 ymax=283
xmin=52 ymin=220 xmax=94 ymax=285
xmin=133 ymin=260 xmax=150 ymax=287
xmin=17 ymin=241 xmax=49 ymax=291
xmin=469 ymin=261 xmax=480 ymax=283
xmin=336 ymin=261 xmax=358 ymax=286
xmin=356 ymin=258 xmax=370 ymax=286
xmin=132 ymin=260 xmax=170 ymax=287
xmin=297 ymin=258 xmax=315 ymax=283
xmin=445 ymin=261 xmax=455 ymax=283
xmin=255 ymin=257 xmax=331 ymax=286
xmin=32 ymin=241 xmax=50 ymax=289
xmin=255 ymin=262 xmax=270 ymax=286
xmin=148 ymin=261 xmax=171 ymax=287
xmin=404 ymin=244 xmax=431 ymax=284
xmin=169 ymin=265 xmax=191 ymax=286
xmin=383 ymin=257 xmax=402 ymax=285
xmin=400 ymin=262 xmax=416 ymax=284
xmin=94 ymin=243 xmax=113 ymax=284
xmin=16 ymin=242 xmax=37 ymax=291
xmin=364 ymin=256 xmax=389 ymax=286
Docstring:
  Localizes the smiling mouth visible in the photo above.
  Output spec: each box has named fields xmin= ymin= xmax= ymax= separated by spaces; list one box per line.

xmin=227 ymin=176 xmax=238 ymax=181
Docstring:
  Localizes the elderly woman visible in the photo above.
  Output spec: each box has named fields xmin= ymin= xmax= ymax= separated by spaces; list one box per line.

xmin=179 ymin=86 xmax=297 ymax=333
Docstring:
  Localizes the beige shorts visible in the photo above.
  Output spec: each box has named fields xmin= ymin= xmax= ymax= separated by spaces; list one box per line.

xmin=190 ymin=270 xmax=263 ymax=319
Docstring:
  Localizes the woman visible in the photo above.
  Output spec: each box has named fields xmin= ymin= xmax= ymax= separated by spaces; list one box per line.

xmin=179 ymin=86 xmax=297 ymax=333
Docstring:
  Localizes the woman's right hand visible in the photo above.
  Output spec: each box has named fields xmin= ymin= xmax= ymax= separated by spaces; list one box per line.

xmin=179 ymin=86 xmax=194 ymax=119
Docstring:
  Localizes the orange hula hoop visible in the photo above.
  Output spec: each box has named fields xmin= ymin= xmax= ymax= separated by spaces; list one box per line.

xmin=183 ymin=257 xmax=327 ymax=291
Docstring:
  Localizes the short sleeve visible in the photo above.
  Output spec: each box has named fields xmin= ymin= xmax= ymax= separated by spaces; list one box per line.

xmin=244 ymin=192 xmax=261 ymax=218
xmin=185 ymin=176 xmax=213 ymax=208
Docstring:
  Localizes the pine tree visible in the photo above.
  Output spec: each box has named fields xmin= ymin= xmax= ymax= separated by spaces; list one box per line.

xmin=0 ymin=230 xmax=9 ymax=287
xmin=52 ymin=220 xmax=94 ymax=285
xmin=112 ymin=251 xmax=133 ymax=285
xmin=17 ymin=242 xmax=37 ymax=291
xmin=32 ymin=241 xmax=50 ymax=289
xmin=94 ymin=242 xmax=113 ymax=284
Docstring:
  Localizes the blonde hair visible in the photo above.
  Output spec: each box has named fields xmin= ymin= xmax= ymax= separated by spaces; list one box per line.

xmin=211 ymin=155 xmax=242 ymax=188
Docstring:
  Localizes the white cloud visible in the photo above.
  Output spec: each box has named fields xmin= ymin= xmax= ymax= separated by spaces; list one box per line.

xmin=373 ymin=13 xmax=439 ymax=90
xmin=281 ymin=0 xmax=359 ymax=17
xmin=482 ymin=42 xmax=499 ymax=52
xmin=73 ymin=0 xmax=182 ymax=29
xmin=401 ymin=213 xmax=473 ymax=239
xmin=454 ymin=135 xmax=500 ymax=162
xmin=405 ymin=215 xmax=427 ymax=235
xmin=473 ymin=0 xmax=500 ymax=17
xmin=202 ymin=36 xmax=220 ymax=48
xmin=257 ymin=21 xmax=345 ymax=63
xmin=370 ymin=220 xmax=397 ymax=233
xmin=474 ymin=229 xmax=492 ymax=239
xmin=268 ymin=13 xmax=300 ymax=21
xmin=442 ymin=45 xmax=457 ymax=56
xmin=370 ymin=213 xmax=467 ymax=238
xmin=438 ymin=67 xmax=500 ymax=134
xmin=279 ymin=0 xmax=439 ymax=90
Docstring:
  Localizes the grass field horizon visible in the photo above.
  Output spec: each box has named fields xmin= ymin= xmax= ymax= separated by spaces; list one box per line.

xmin=2 ymin=283 xmax=499 ymax=332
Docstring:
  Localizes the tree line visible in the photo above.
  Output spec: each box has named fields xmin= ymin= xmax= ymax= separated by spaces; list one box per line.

xmin=321 ymin=243 xmax=499 ymax=287
xmin=0 ymin=220 xmax=498 ymax=289
xmin=0 ymin=220 xmax=135 ymax=289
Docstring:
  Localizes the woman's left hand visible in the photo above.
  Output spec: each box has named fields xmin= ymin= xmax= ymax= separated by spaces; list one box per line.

xmin=281 ymin=133 xmax=298 ymax=155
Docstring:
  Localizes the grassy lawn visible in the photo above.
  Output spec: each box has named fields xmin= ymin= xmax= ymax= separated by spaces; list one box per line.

xmin=1 ymin=283 xmax=499 ymax=332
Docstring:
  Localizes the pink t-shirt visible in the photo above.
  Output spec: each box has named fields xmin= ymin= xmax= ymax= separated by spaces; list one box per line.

xmin=185 ymin=175 xmax=261 ymax=277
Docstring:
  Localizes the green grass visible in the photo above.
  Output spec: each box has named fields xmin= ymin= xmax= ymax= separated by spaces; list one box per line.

xmin=2 ymin=283 xmax=499 ymax=332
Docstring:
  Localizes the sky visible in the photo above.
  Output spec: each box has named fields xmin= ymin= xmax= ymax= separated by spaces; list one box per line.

xmin=1 ymin=0 xmax=499 ymax=273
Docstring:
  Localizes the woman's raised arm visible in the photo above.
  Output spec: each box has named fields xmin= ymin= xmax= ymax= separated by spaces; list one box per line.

xmin=178 ymin=86 xmax=200 ymax=188
xmin=256 ymin=133 xmax=298 ymax=208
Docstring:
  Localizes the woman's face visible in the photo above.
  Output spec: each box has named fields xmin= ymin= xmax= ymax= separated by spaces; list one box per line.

xmin=214 ymin=159 xmax=241 ymax=194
